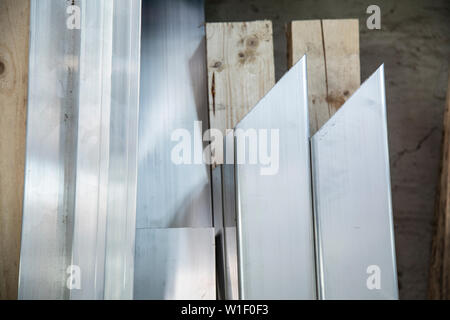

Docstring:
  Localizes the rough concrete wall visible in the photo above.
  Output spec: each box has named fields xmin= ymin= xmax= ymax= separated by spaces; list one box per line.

xmin=206 ymin=0 xmax=450 ymax=299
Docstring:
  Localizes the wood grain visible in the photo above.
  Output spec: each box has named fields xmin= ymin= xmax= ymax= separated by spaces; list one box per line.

xmin=288 ymin=19 xmax=360 ymax=135
xmin=0 ymin=0 xmax=30 ymax=300
xmin=429 ymin=72 xmax=450 ymax=299
xmin=206 ymin=21 xmax=275 ymax=165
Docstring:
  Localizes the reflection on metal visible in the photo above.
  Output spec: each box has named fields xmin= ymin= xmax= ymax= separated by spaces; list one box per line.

xmin=19 ymin=0 xmax=141 ymax=299
xmin=134 ymin=0 xmax=215 ymax=299
xmin=70 ymin=0 xmax=114 ymax=300
xmin=230 ymin=57 xmax=316 ymax=299
xmin=311 ymin=65 xmax=398 ymax=299
xmin=221 ymin=132 xmax=239 ymax=300
xmin=136 ymin=0 xmax=211 ymax=229
xmin=134 ymin=228 xmax=216 ymax=300
xmin=212 ymin=165 xmax=226 ymax=299
xmin=103 ymin=0 xmax=141 ymax=300
xmin=19 ymin=0 xmax=397 ymax=300
xmin=19 ymin=0 xmax=80 ymax=299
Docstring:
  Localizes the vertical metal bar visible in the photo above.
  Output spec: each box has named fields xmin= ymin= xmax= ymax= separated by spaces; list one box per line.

xmin=103 ymin=0 xmax=142 ymax=300
xmin=311 ymin=65 xmax=398 ymax=299
xmin=222 ymin=133 xmax=239 ymax=299
xmin=212 ymin=165 xmax=226 ymax=299
xmin=234 ymin=134 xmax=244 ymax=299
xmin=19 ymin=0 xmax=81 ymax=299
xmin=70 ymin=0 xmax=114 ymax=300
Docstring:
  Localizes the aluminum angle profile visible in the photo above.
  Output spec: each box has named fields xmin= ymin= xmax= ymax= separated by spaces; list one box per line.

xmin=311 ymin=65 xmax=398 ymax=300
xmin=224 ymin=56 xmax=316 ymax=299
xmin=19 ymin=0 xmax=81 ymax=299
xmin=19 ymin=0 xmax=141 ymax=299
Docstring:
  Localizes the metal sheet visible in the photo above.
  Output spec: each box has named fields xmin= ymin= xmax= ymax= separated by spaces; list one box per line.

xmin=134 ymin=228 xmax=216 ymax=300
xmin=136 ymin=0 xmax=211 ymax=228
xmin=233 ymin=57 xmax=316 ymax=299
xmin=311 ymin=65 xmax=398 ymax=299
xmin=19 ymin=0 xmax=141 ymax=300
xmin=134 ymin=0 xmax=214 ymax=300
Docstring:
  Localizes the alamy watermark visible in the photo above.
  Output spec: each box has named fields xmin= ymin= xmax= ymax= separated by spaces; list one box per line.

xmin=66 ymin=4 xmax=81 ymax=30
xmin=366 ymin=5 xmax=381 ymax=30
xmin=171 ymin=121 xmax=280 ymax=176
xmin=366 ymin=265 xmax=381 ymax=290
xmin=66 ymin=265 xmax=81 ymax=290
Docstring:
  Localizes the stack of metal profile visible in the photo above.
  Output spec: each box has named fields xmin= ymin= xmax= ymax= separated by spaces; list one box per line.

xmin=20 ymin=0 xmax=141 ymax=299
xmin=19 ymin=0 xmax=215 ymax=300
xmin=218 ymin=60 xmax=398 ymax=300
xmin=219 ymin=58 xmax=316 ymax=299
xmin=18 ymin=0 xmax=398 ymax=300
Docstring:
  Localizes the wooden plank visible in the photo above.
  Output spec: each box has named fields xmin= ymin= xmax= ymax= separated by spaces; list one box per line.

xmin=429 ymin=73 xmax=450 ymax=299
xmin=288 ymin=19 xmax=360 ymax=135
xmin=287 ymin=20 xmax=327 ymax=135
xmin=0 ymin=0 xmax=30 ymax=300
xmin=206 ymin=20 xmax=275 ymax=152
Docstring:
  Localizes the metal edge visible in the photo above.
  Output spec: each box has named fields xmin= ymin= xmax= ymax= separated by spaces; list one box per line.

xmin=311 ymin=64 xmax=398 ymax=299
xmin=17 ymin=0 xmax=37 ymax=297
xmin=378 ymin=64 xmax=399 ymax=298
xmin=234 ymin=134 xmax=244 ymax=300
xmin=233 ymin=56 xmax=315 ymax=299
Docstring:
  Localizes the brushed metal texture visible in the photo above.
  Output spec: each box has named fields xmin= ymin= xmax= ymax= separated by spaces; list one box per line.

xmin=133 ymin=0 xmax=215 ymax=300
xmin=103 ymin=0 xmax=141 ymax=300
xmin=233 ymin=57 xmax=316 ymax=299
xmin=136 ymin=0 xmax=212 ymax=228
xmin=70 ymin=0 xmax=115 ymax=300
xmin=19 ymin=0 xmax=81 ymax=299
xmin=19 ymin=0 xmax=141 ymax=299
xmin=134 ymin=228 xmax=216 ymax=300
xmin=311 ymin=65 xmax=398 ymax=299
xmin=221 ymin=132 xmax=239 ymax=300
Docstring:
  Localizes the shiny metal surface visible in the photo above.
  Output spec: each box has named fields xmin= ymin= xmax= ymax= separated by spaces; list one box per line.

xmin=136 ymin=0 xmax=212 ymax=228
xmin=212 ymin=165 xmax=226 ymax=299
xmin=70 ymin=0 xmax=114 ymax=300
xmin=311 ymin=65 xmax=398 ymax=299
xmin=134 ymin=228 xmax=216 ymax=300
xmin=19 ymin=0 xmax=80 ymax=299
xmin=103 ymin=0 xmax=141 ymax=300
xmin=212 ymin=166 xmax=224 ymax=238
xmin=19 ymin=0 xmax=141 ymax=299
xmin=234 ymin=57 xmax=316 ymax=299
xmin=222 ymin=132 xmax=239 ymax=300
xmin=134 ymin=0 xmax=215 ymax=299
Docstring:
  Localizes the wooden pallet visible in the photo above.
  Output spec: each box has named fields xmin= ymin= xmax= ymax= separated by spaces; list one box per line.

xmin=288 ymin=19 xmax=360 ymax=134
xmin=206 ymin=20 xmax=275 ymax=167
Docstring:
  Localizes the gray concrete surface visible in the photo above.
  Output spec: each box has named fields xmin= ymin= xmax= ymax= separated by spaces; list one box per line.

xmin=206 ymin=0 xmax=450 ymax=299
